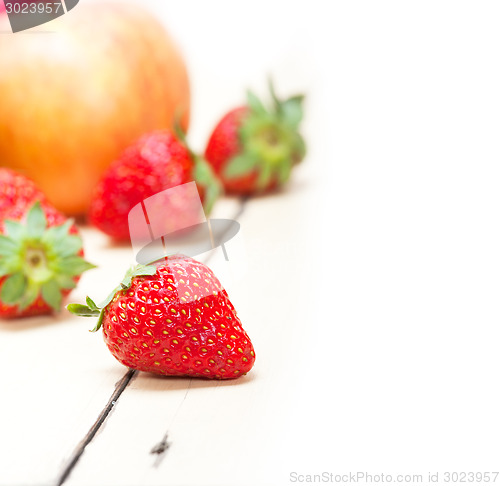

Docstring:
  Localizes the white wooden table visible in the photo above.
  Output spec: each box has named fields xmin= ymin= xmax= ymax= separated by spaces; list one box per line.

xmin=2 ymin=2 xmax=500 ymax=485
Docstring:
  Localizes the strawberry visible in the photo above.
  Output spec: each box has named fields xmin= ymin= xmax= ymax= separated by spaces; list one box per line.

xmin=204 ymin=83 xmax=306 ymax=195
xmin=89 ymin=130 xmax=222 ymax=241
xmin=0 ymin=168 xmax=94 ymax=318
xmin=68 ymin=255 xmax=255 ymax=379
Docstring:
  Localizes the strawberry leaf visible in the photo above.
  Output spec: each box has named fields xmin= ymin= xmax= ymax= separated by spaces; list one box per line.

xmin=120 ymin=264 xmax=157 ymax=289
xmin=173 ymin=117 xmax=187 ymax=145
xmin=97 ymin=264 xmax=157 ymax=310
xmin=269 ymin=77 xmax=280 ymax=110
xmin=55 ymin=274 xmax=77 ymax=290
xmin=18 ymin=283 xmax=39 ymax=311
xmin=51 ymin=235 xmax=83 ymax=258
xmin=99 ymin=287 xmax=121 ymax=310
xmin=4 ymin=220 xmax=25 ymax=239
xmin=41 ymin=280 xmax=62 ymax=312
xmin=256 ymin=162 xmax=273 ymax=191
xmin=69 ymin=263 xmax=158 ymax=332
xmin=174 ymin=121 xmax=222 ymax=216
xmin=55 ymin=257 xmax=96 ymax=277
xmin=247 ymin=90 xmax=267 ymax=115
xmin=26 ymin=202 xmax=47 ymax=238
xmin=224 ymin=154 xmax=258 ymax=179
xmin=0 ymin=235 xmax=17 ymax=256
xmin=131 ymin=264 xmax=158 ymax=279
xmin=277 ymin=160 xmax=293 ymax=185
xmin=291 ymin=133 xmax=307 ymax=164
xmin=193 ymin=155 xmax=223 ymax=215
xmin=268 ymin=78 xmax=305 ymax=129
xmin=0 ymin=273 xmax=27 ymax=304
xmin=86 ymin=296 xmax=99 ymax=311
xmin=67 ymin=303 xmax=100 ymax=317
xmin=0 ymin=202 xmax=95 ymax=315
xmin=91 ymin=311 xmax=106 ymax=333
xmin=279 ymin=95 xmax=304 ymax=130
xmin=41 ymin=220 xmax=73 ymax=245
xmin=0 ymin=263 xmax=17 ymax=278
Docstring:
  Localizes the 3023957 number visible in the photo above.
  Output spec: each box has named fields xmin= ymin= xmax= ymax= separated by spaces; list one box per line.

xmin=444 ymin=472 xmax=500 ymax=483
xmin=4 ymin=2 xmax=63 ymax=14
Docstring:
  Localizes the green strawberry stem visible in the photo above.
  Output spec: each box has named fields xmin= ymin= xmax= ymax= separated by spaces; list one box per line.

xmin=192 ymin=154 xmax=222 ymax=214
xmin=173 ymin=120 xmax=223 ymax=214
xmin=67 ymin=263 xmax=157 ymax=332
xmin=0 ymin=202 xmax=95 ymax=311
xmin=224 ymin=80 xmax=307 ymax=190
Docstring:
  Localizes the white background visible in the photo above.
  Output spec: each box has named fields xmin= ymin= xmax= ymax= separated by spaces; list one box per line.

xmin=158 ymin=0 xmax=500 ymax=478
xmin=2 ymin=1 xmax=500 ymax=485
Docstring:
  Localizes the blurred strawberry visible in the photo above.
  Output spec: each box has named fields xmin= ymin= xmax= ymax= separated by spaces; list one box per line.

xmin=204 ymin=83 xmax=306 ymax=195
xmin=89 ymin=130 xmax=221 ymax=241
xmin=0 ymin=168 xmax=94 ymax=318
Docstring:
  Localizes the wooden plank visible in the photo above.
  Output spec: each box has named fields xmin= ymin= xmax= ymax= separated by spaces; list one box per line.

xmin=60 ymin=136 xmax=500 ymax=485
xmin=67 ymin=136 xmax=500 ymax=486
xmin=0 ymin=231 xmax=131 ymax=485
xmin=0 ymin=2 xmax=316 ymax=484
xmin=7 ymin=2 xmax=500 ymax=485
xmin=1 ymin=0 xmax=319 ymax=479
xmin=0 ymin=197 xmax=242 ymax=486
xmin=62 ymin=165 xmax=317 ymax=486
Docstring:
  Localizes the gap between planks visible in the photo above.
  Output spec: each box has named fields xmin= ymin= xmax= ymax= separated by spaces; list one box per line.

xmin=55 ymin=199 xmax=248 ymax=486
xmin=55 ymin=369 xmax=137 ymax=486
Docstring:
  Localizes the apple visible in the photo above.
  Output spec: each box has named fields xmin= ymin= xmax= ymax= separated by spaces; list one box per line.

xmin=0 ymin=2 xmax=190 ymax=215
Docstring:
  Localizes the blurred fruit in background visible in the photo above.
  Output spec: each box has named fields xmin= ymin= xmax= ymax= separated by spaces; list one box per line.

xmin=0 ymin=1 xmax=190 ymax=215
xmin=204 ymin=85 xmax=306 ymax=195
xmin=0 ymin=168 xmax=94 ymax=318
xmin=89 ymin=130 xmax=221 ymax=241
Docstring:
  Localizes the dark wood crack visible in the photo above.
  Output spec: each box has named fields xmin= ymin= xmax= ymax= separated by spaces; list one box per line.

xmin=55 ymin=198 xmax=248 ymax=482
xmin=55 ymin=369 xmax=137 ymax=486
xmin=147 ymin=197 xmax=248 ymax=466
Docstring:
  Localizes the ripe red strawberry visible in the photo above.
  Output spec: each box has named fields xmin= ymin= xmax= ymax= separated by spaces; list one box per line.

xmin=68 ymin=255 xmax=255 ymax=379
xmin=89 ymin=130 xmax=221 ymax=241
xmin=204 ymin=83 xmax=306 ymax=195
xmin=0 ymin=168 xmax=94 ymax=318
